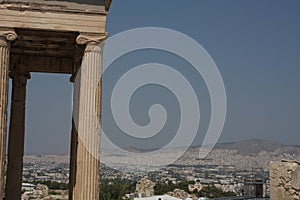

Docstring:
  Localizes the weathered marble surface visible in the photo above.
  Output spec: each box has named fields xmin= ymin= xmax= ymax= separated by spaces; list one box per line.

xmin=270 ymin=160 xmax=300 ymax=200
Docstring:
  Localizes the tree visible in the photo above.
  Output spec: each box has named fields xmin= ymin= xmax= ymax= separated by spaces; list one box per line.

xmin=194 ymin=185 xmax=236 ymax=198
xmin=100 ymin=178 xmax=135 ymax=200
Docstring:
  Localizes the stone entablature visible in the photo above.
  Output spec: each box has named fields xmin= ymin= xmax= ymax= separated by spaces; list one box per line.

xmin=0 ymin=0 xmax=108 ymax=33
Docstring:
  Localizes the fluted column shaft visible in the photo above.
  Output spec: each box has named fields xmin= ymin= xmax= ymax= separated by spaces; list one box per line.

xmin=70 ymin=42 xmax=103 ymax=200
xmin=0 ymin=29 xmax=17 ymax=200
xmin=0 ymin=37 xmax=10 ymax=200
xmin=5 ymin=71 xmax=30 ymax=200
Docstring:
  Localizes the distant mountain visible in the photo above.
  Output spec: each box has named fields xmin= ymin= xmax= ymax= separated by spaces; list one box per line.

xmin=214 ymin=139 xmax=300 ymax=155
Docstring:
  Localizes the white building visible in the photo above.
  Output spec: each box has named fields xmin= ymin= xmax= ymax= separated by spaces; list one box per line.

xmin=134 ymin=195 xmax=181 ymax=200
xmin=21 ymin=183 xmax=35 ymax=191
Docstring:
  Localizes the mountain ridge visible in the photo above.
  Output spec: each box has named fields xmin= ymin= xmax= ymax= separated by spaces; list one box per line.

xmin=214 ymin=138 xmax=300 ymax=155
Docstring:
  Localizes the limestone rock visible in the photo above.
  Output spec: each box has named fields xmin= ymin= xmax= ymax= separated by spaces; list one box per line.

xmin=270 ymin=161 xmax=300 ymax=200
xmin=35 ymin=184 xmax=49 ymax=197
xmin=167 ymin=189 xmax=198 ymax=200
xmin=136 ymin=178 xmax=155 ymax=197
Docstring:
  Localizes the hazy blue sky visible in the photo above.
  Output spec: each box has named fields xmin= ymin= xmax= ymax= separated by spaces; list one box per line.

xmin=18 ymin=0 xmax=300 ymax=154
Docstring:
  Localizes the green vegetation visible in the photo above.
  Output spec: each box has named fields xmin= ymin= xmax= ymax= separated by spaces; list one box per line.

xmin=154 ymin=181 xmax=191 ymax=195
xmin=100 ymin=178 xmax=136 ymax=200
xmin=48 ymin=190 xmax=61 ymax=195
xmin=31 ymin=181 xmax=68 ymax=190
xmin=29 ymin=179 xmax=235 ymax=199
xmin=192 ymin=185 xmax=236 ymax=198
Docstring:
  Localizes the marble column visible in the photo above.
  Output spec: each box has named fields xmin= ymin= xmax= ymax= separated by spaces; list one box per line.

xmin=5 ymin=71 xmax=30 ymax=200
xmin=69 ymin=120 xmax=77 ymax=200
xmin=0 ymin=29 xmax=17 ymax=200
xmin=69 ymin=35 xmax=104 ymax=199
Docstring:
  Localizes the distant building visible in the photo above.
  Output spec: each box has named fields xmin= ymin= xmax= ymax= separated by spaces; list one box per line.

xmin=242 ymin=178 xmax=265 ymax=197
xmin=134 ymin=195 xmax=181 ymax=200
xmin=21 ymin=183 xmax=35 ymax=191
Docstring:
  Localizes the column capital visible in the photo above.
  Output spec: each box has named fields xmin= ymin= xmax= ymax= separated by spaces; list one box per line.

xmin=70 ymin=40 xmax=104 ymax=82
xmin=76 ymin=32 xmax=108 ymax=45
xmin=84 ymin=41 xmax=105 ymax=53
xmin=0 ymin=28 xmax=17 ymax=46
xmin=9 ymin=70 xmax=31 ymax=83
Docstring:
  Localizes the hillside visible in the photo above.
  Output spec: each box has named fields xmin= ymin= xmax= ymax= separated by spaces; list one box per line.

xmin=214 ymin=139 xmax=300 ymax=155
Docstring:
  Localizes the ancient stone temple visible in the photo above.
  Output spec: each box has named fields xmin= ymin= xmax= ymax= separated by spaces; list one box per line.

xmin=0 ymin=0 xmax=112 ymax=199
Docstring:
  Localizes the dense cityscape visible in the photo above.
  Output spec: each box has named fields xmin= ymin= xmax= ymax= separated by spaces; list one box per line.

xmin=18 ymin=139 xmax=300 ymax=199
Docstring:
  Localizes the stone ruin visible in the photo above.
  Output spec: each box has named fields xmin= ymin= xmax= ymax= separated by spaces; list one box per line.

xmin=270 ymin=160 xmax=300 ymax=200
xmin=167 ymin=189 xmax=198 ymax=200
xmin=21 ymin=184 xmax=49 ymax=200
xmin=135 ymin=178 xmax=155 ymax=197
